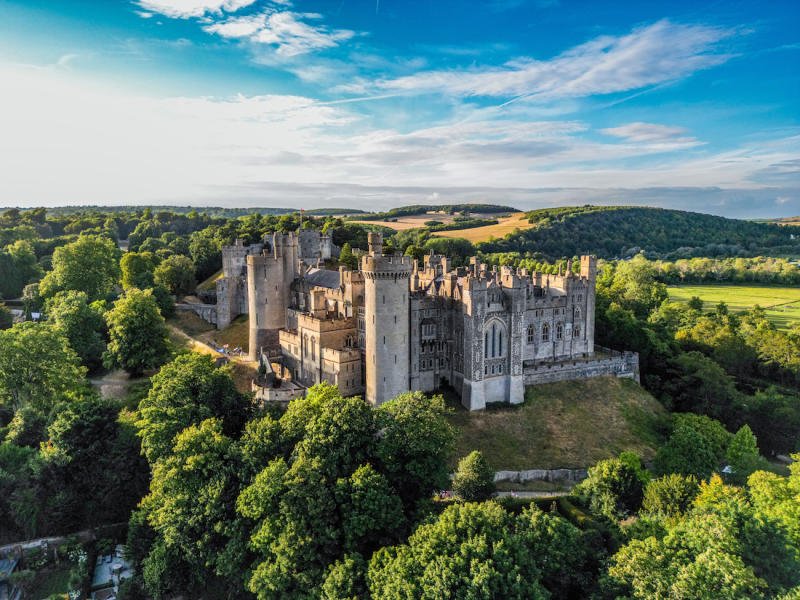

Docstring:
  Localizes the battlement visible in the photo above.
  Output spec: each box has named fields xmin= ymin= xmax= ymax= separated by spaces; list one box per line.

xmin=361 ymin=254 xmax=414 ymax=277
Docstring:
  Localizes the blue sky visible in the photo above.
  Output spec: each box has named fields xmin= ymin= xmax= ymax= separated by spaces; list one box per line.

xmin=0 ymin=0 xmax=798 ymax=217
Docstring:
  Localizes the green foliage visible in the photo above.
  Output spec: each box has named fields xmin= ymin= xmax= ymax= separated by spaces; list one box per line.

xmin=611 ymin=471 xmax=800 ymax=599
xmin=452 ymin=450 xmax=496 ymax=501
xmin=367 ymin=502 xmax=592 ymax=600
xmin=0 ymin=240 xmax=43 ymax=299
xmin=5 ymin=406 xmax=48 ymax=447
xmin=0 ymin=303 xmax=12 ymax=330
xmin=103 ymin=289 xmax=170 ymax=376
xmin=339 ymin=242 xmax=358 ymax=270
xmin=481 ymin=205 xmax=797 ymax=261
xmin=576 ymin=456 xmax=645 ymax=520
xmin=642 ymin=474 xmax=699 ymax=519
xmin=45 ymin=290 xmax=107 ymax=372
xmin=39 ymin=234 xmax=121 ymax=302
xmin=654 ymin=426 xmax=718 ymax=480
xmin=0 ymin=322 xmax=85 ymax=412
xmin=120 ymin=252 xmax=156 ymax=290
xmin=136 ymin=353 xmax=251 ymax=464
xmin=672 ymin=413 xmax=732 ymax=462
xmin=153 ymin=254 xmax=196 ymax=296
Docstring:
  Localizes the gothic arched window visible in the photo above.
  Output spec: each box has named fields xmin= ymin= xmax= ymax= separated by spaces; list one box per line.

xmin=527 ymin=325 xmax=535 ymax=344
xmin=484 ymin=320 xmax=507 ymax=358
xmin=542 ymin=323 xmax=550 ymax=342
xmin=575 ymin=306 xmax=581 ymax=320
xmin=556 ymin=323 xmax=563 ymax=340
xmin=574 ymin=324 xmax=581 ymax=339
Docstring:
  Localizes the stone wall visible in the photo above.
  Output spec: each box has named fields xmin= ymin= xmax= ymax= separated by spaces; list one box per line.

xmin=492 ymin=468 xmax=588 ymax=484
xmin=523 ymin=347 xmax=639 ymax=386
xmin=176 ymin=302 xmax=217 ymax=325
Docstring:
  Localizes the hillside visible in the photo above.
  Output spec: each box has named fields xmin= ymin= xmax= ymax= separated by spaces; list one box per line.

xmin=434 ymin=212 xmax=534 ymax=243
xmin=477 ymin=205 xmax=798 ymax=260
xmin=447 ymin=376 xmax=668 ymax=470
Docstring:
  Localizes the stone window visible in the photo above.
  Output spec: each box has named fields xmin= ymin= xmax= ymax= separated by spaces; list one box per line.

xmin=575 ymin=306 xmax=581 ymax=320
xmin=556 ymin=323 xmax=563 ymax=340
xmin=527 ymin=325 xmax=535 ymax=344
xmin=484 ymin=320 xmax=506 ymax=358
xmin=499 ymin=363 xmax=503 ymax=374
xmin=303 ymin=334 xmax=308 ymax=356
xmin=311 ymin=337 xmax=316 ymax=360
xmin=574 ymin=324 xmax=581 ymax=338
xmin=542 ymin=323 xmax=550 ymax=342
xmin=577 ymin=294 xmax=583 ymax=302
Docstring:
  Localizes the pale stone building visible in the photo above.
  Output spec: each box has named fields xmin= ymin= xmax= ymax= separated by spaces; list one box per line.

xmin=229 ymin=231 xmax=638 ymax=410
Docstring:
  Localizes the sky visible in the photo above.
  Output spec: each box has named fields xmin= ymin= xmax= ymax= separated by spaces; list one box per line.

xmin=0 ymin=0 xmax=798 ymax=217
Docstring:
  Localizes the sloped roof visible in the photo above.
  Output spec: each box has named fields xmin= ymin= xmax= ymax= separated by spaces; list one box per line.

xmin=305 ymin=268 xmax=341 ymax=289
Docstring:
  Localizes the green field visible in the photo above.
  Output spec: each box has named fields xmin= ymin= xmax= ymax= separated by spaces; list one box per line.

xmin=668 ymin=284 xmax=800 ymax=330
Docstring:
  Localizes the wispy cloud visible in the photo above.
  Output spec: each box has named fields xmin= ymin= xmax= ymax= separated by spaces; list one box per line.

xmin=374 ymin=20 xmax=734 ymax=99
xmin=204 ymin=9 xmax=355 ymax=56
xmin=601 ymin=122 xmax=695 ymax=143
xmin=134 ymin=0 xmax=258 ymax=19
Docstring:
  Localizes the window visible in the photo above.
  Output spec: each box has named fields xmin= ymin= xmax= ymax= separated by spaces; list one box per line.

xmin=575 ymin=306 xmax=581 ymax=319
xmin=484 ymin=320 xmax=506 ymax=359
xmin=556 ymin=323 xmax=563 ymax=340
xmin=499 ymin=363 xmax=503 ymax=374
xmin=527 ymin=325 xmax=535 ymax=344
xmin=542 ymin=323 xmax=550 ymax=342
xmin=574 ymin=325 xmax=581 ymax=338
xmin=311 ymin=337 xmax=316 ymax=360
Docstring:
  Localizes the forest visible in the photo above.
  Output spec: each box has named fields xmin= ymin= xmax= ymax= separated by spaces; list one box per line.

xmin=0 ymin=205 xmax=799 ymax=599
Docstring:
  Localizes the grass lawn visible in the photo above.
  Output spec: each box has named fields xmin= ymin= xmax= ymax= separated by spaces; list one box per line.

xmin=434 ymin=212 xmax=534 ymax=243
xmin=197 ymin=269 xmax=223 ymax=291
xmin=446 ymin=376 xmax=668 ymax=471
xmin=28 ymin=567 xmax=71 ymax=599
xmin=209 ymin=314 xmax=250 ymax=352
xmin=667 ymin=284 xmax=800 ymax=331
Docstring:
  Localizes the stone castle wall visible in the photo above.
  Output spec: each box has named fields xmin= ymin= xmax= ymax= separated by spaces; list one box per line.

xmin=522 ymin=347 xmax=639 ymax=386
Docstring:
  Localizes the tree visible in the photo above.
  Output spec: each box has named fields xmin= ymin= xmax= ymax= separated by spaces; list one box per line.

xmin=40 ymin=395 xmax=149 ymax=528
xmin=642 ymin=474 xmax=699 ymax=519
xmin=452 ymin=450 xmax=496 ymax=501
xmin=143 ymin=419 xmax=245 ymax=589
xmin=104 ymin=289 xmax=170 ymax=376
xmin=654 ymin=425 xmax=718 ymax=480
xmin=153 ymin=255 xmax=196 ymax=297
xmin=0 ymin=322 xmax=85 ymax=412
xmin=0 ymin=240 xmax=42 ymax=300
xmin=136 ymin=353 xmax=251 ymax=465
xmin=374 ymin=391 xmax=455 ymax=512
xmin=672 ymin=413 xmax=732 ymax=462
xmin=45 ymin=290 xmax=106 ymax=372
xmin=0 ymin=303 xmax=12 ymax=330
xmin=39 ymin=234 xmax=121 ymax=302
xmin=120 ymin=252 xmax=156 ymax=290
xmin=576 ymin=456 xmax=644 ymax=520
xmin=726 ymin=425 xmax=760 ymax=483
xmin=339 ymin=242 xmax=358 ymax=270
xmin=368 ymin=502 xmax=582 ymax=600
xmin=687 ymin=296 xmax=704 ymax=311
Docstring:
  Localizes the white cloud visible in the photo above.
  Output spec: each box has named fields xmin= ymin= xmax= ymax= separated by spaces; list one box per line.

xmin=601 ymin=122 xmax=694 ymax=143
xmin=1 ymin=60 xmax=797 ymax=216
xmin=204 ymin=9 xmax=355 ymax=56
xmin=375 ymin=20 xmax=733 ymax=99
xmin=135 ymin=0 xmax=258 ymax=19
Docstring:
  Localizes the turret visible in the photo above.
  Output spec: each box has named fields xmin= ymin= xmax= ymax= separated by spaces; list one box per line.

xmin=361 ymin=233 xmax=413 ymax=406
xmin=247 ymin=235 xmax=294 ymax=360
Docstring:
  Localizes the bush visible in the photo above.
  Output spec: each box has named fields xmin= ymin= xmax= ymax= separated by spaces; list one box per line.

xmin=642 ymin=474 xmax=699 ymax=519
xmin=452 ymin=451 xmax=496 ymax=501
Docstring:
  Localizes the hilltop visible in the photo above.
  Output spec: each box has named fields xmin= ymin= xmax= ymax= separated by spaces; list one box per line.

xmin=447 ymin=376 xmax=669 ymax=470
xmin=477 ymin=205 xmax=798 ymax=260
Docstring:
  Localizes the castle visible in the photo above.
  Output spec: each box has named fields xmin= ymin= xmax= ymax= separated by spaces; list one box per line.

xmin=214 ymin=229 xmax=639 ymax=410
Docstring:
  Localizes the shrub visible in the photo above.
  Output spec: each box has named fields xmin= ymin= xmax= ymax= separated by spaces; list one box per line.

xmin=452 ymin=451 xmax=496 ymax=501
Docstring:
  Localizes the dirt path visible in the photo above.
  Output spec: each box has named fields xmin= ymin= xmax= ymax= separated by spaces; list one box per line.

xmin=89 ymin=370 xmax=137 ymax=401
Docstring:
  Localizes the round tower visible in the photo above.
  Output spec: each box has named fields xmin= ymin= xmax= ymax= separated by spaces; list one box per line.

xmin=247 ymin=238 xmax=288 ymax=361
xmin=362 ymin=233 xmax=413 ymax=406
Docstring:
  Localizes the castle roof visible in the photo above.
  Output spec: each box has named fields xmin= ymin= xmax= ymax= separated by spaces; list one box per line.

xmin=305 ymin=267 xmax=341 ymax=290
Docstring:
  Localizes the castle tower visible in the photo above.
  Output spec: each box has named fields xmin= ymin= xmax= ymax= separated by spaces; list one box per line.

xmin=580 ymin=255 xmax=597 ymax=354
xmin=247 ymin=233 xmax=293 ymax=361
xmin=362 ymin=232 xmax=413 ymax=406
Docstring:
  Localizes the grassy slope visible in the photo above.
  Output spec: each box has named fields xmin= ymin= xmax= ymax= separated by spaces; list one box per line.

xmin=668 ymin=284 xmax=800 ymax=331
xmin=447 ymin=376 xmax=668 ymax=471
xmin=434 ymin=212 xmax=534 ymax=243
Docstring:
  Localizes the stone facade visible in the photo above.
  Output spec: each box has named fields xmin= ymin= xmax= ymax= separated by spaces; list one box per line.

xmin=225 ymin=231 xmax=639 ymax=410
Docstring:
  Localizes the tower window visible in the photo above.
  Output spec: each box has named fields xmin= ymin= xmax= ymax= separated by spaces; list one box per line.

xmin=542 ymin=323 xmax=550 ymax=342
xmin=574 ymin=324 xmax=581 ymax=338
xmin=527 ymin=325 xmax=535 ymax=344
xmin=556 ymin=323 xmax=563 ymax=341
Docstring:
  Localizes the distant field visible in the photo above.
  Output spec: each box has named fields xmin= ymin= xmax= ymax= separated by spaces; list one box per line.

xmin=350 ymin=211 xmax=500 ymax=231
xmin=668 ymin=284 xmax=800 ymax=330
xmin=435 ymin=212 xmax=534 ymax=243
xmin=446 ymin=376 xmax=668 ymax=470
